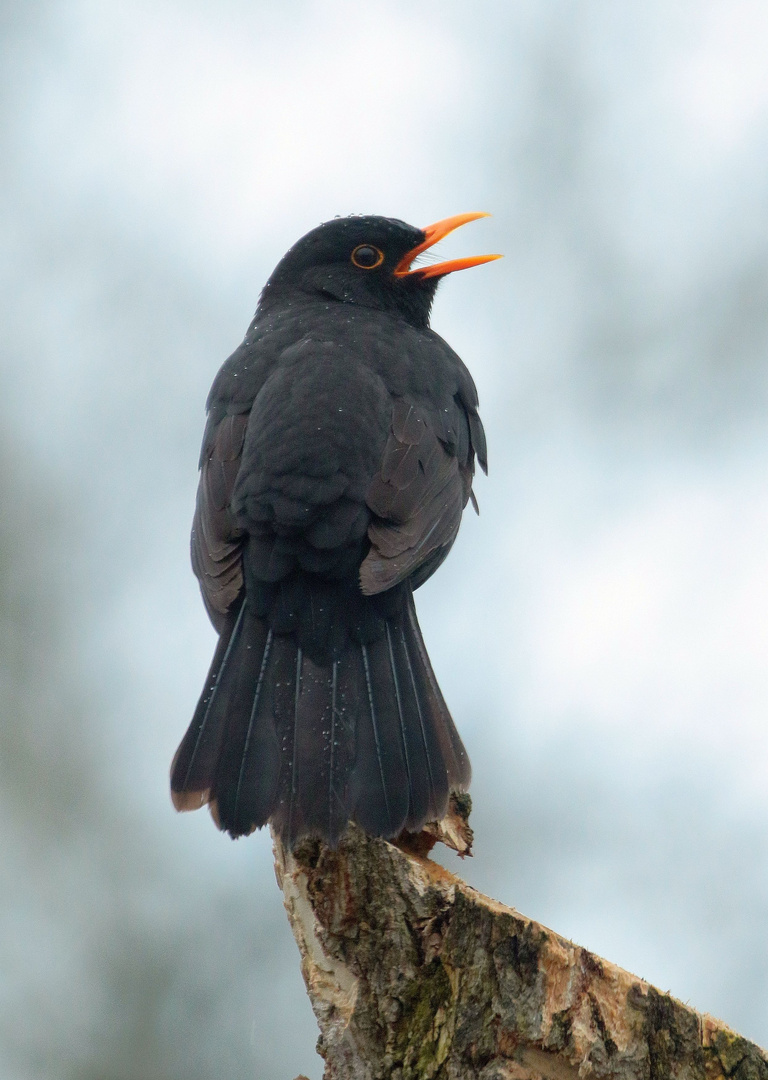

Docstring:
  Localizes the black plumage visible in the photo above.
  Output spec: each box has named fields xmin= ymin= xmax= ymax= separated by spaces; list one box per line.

xmin=171 ymin=213 xmax=498 ymax=849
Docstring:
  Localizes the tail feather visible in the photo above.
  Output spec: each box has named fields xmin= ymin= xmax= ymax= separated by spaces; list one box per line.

xmin=248 ymin=632 xmax=300 ymax=839
xmin=326 ymin=659 xmax=351 ymax=846
xmin=210 ymin=625 xmax=281 ymax=835
xmin=405 ymin=599 xmax=471 ymax=791
xmin=395 ymin=618 xmax=450 ymax=825
xmin=170 ymin=600 xmax=246 ymax=809
xmin=278 ymin=653 xmax=358 ymax=848
xmin=172 ymin=585 xmax=470 ymax=848
xmin=284 ymin=651 xmax=338 ymax=848
xmin=348 ymin=639 xmax=410 ymax=838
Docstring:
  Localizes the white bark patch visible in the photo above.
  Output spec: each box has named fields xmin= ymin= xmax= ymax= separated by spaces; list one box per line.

xmin=274 ymin=836 xmax=359 ymax=1035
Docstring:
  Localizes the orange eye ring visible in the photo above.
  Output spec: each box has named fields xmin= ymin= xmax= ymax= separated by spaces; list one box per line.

xmin=351 ymin=244 xmax=384 ymax=270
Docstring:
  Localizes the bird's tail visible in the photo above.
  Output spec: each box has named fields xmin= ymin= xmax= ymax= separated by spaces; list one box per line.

xmin=170 ymin=588 xmax=470 ymax=849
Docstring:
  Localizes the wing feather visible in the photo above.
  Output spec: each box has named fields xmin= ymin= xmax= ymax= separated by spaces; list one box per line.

xmin=191 ymin=412 xmax=248 ymax=628
xmin=360 ymin=398 xmax=477 ymax=595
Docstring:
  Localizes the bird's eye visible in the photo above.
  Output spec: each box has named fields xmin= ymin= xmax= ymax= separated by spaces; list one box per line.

xmin=351 ymin=244 xmax=384 ymax=269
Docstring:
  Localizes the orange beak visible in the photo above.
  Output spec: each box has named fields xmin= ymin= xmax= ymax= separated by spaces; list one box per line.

xmin=394 ymin=212 xmax=502 ymax=279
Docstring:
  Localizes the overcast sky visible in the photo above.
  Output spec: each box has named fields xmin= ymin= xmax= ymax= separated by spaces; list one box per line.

xmin=2 ymin=2 xmax=768 ymax=1077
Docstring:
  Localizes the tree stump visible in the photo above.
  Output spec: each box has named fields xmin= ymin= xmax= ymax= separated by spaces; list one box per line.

xmin=274 ymin=818 xmax=767 ymax=1080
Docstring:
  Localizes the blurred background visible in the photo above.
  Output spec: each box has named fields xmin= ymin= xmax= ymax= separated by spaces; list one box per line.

xmin=2 ymin=0 xmax=768 ymax=1076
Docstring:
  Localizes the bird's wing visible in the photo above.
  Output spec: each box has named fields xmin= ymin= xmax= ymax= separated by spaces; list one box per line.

xmin=359 ymin=397 xmax=477 ymax=596
xmin=190 ymin=412 xmax=249 ymax=629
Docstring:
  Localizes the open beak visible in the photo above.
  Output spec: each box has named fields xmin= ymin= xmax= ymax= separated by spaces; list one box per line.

xmin=394 ymin=212 xmax=502 ymax=279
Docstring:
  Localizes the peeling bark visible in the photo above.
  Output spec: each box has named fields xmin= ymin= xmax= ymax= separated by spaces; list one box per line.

xmin=274 ymin=820 xmax=768 ymax=1080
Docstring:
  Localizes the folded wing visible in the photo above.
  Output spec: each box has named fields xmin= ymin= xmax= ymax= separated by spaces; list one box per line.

xmin=190 ymin=412 xmax=248 ymax=628
xmin=360 ymin=397 xmax=480 ymax=595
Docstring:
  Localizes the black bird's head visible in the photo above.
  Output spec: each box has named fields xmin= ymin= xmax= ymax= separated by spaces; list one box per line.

xmin=258 ymin=213 xmax=500 ymax=329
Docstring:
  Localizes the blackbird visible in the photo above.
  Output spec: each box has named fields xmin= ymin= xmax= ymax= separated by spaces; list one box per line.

xmin=171 ymin=212 xmax=500 ymax=849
